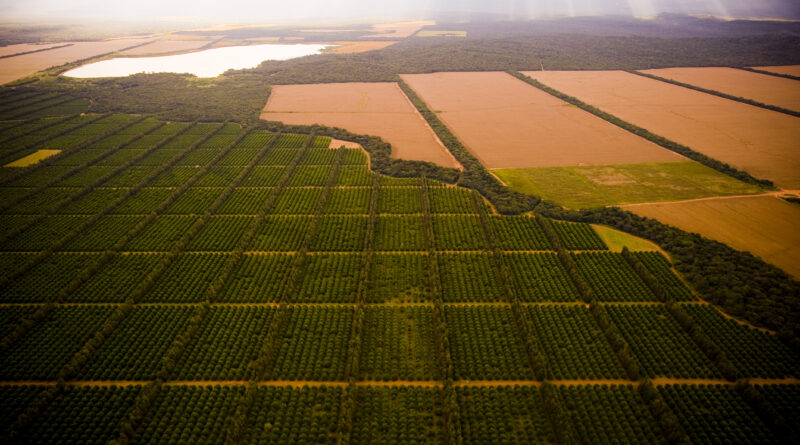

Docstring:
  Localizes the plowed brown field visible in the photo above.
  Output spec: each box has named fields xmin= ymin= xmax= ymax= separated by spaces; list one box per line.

xmin=400 ymin=71 xmax=683 ymax=169
xmin=262 ymin=82 xmax=459 ymax=168
xmin=640 ymin=67 xmax=800 ymax=111
xmin=624 ymin=195 xmax=800 ymax=279
xmin=0 ymin=37 xmax=156 ymax=84
xmin=753 ymin=65 xmax=800 ymax=77
xmin=121 ymin=37 xmax=213 ymax=56
xmin=330 ymin=41 xmax=397 ymax=54
xmin=523 ymin=70 xmax=800 ymax=189
xmin=0 ymin=43 xmax=66 ymax=57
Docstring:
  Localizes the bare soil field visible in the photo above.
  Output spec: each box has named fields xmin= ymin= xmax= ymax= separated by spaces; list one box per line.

xmin=366 ymin=21 xmax=435 ymax=38
xmin=5 ymin=149 xmax=61 ymax=167
xmin=0 ymin=43 xmax=67 ymax=57
xmin=0 ymin=37 xmax=156 ymax=84
xmin=524 ymin=70 xmax=800 ymax=189
xmin=329 ymin=41 xmax=397 ymax=54
xmin=263 ymin=82 xmax=459 ymax=168
xmin=120 ymin=37 xmax=214 ymax=56
xmin=329 ymin=139 xmax=361 ymax=148
xmin=400 ymin=71 xmax=684 ymax=169
xmin=623 ymin=195 xmax=800 ymax=279
xmin=753 ymin=65 xmax=800 ymax=77
xmin=640 ymin=67 xmax=800 ymax=111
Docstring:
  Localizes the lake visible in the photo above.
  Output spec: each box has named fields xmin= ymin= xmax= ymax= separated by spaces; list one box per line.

xmin=62 ymin=43 xmax=332 ymax=78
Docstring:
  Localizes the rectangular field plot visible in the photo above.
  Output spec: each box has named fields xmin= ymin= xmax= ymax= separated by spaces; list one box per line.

xmin=250 ymin=216 xmax=311 ymax=251
xmin=258 ymin=147 xmax=300 ymax=165
xmin=301 ymin=147 xmax=338 ymax=164
xmin=659 ymin=384 xmax=778 ymax=444
xmin=1 ymin=253 xmax=99 ymax=302
xmin=288 ymin=165 xmax=332 ymax=186
xmin=4 ymin=166 xmax=74 ymax=188
xmin=367 ymin=253 xmax=430 ymax=303
xmin=374 ymin=215 xmax=426 ymax=251
xmin=61 ymin=215 xmax=143 ymax=251
xmin=263 ymin=83 xmax=457 ymax=167
xmin=77 ymin=305 xmax=193 ymax=380
xmin=235 ymin=130 xmax=275 ymax=148
xmin=242 ymin=386 xmax=341 ymax=445
xmin=176 ymin=148 xmax=218 ymax=166
xmin=293 ymin=253 xmax=360 ymax=303
xmin=352 ymin=387 xmax=443 ymax=443
xmin=187 ymin=216 xmax=254 ymax=251
xmin=428 ymin=186 xmax=477 ymax=214
xmin=401 ymin=71 xmax=682 ymax=169
xmin=456 ymin=386 xmax=553 ymax=444
xmin=336 ymin=165 xmax=374 ymax=186
xmin=0 ymin=305 xmax=114 ymax=379
xmin=17 ymin=386 xmax=141 ymax=445
xmin=217 ymin=148 xmax=260 ymax=165
xmin=219 ymin=254 xmax=292 ymax=303
xmin=271 ymin=133 xmax=308 ymax=148
xmin=757 ymin=385 xmax=800 ymax=439
xmin=606 ymin=305 xmax=719 ymax=378
xmin=0 ymin=386 xmax=46 ymax=430
xmin=164 ymin=187 xmax=226 ymax=214
xmin=56 ymin=188 xmax=127 ymax=214
xmin=527 ymin=305 xmax=626 ymax=379
xmin=242 ymin=166 xmax=288 ymax=187
xmin=0 ymin=305 xmax=37 ymax=340
xmin=573 ymin=252 xmax=656 ymax=301
xmin=504 ymin=253 xmax=580 ymax=302
xmin=195 ymin=166 xmax=240 ymax=187
xmin=446 ymin=305 xmax=531 ymax=380
xmin=132 ymin=385 xmax=244 ymax=445
xmin=378 ymin=187 xmax=421 ymax=214
xmin=310 ymin=216 xmax=368 ymax=251
xmin=69 ymin=253 xmax=165 ymax=302
xmin=325 ymin=187 xmax=371 ymax=214
xmin=271 ymin=187 xmax=322 ymax=214
xmin=438 ymin=252 xmax=504 ymax=302
xmin=149 ymin=166 xmax=203 ymax=186
xmin=111 ymin=188 xmax=172 ymax=214
xmin=104 ymin=166 xmax=159 ymax=187
xmin=559 ymin=385 xmax=665 ymax=445
xmin=632 ymin=252 xmax=694 ymax=301
xmin=1 ymin=215 xmax=90 ymax=252
xmin=269 ymin=306 xmax=353 ymax=380
xmin=124 ymin=215 xmax=198 ymax=251
xmin=432 ymin=215 xmax=487 ymax=250
xmin=53 ymin=165 xmax=117 ymax=187
xmin=215 ymin=188 xmax=274 ymax=215
xmin=360 ymin=307 xmax=437 ymax=380
xmin=551 ymin=221 xmax=607 ymax=250
xmin=489 ymin=216 xmax=550 ymax=250
xmin=641 ymin=67 xmax=800 ymax=112
xmin=144 ymin=253 xmax=231 ymax=302
xmin=176 ymin=307 xmax=275 ymax=380
xmin=685 ymin=304 xmax=800 ymax=378
xmin=524 ymin=70 xmax=800 ymax=188
xmin=4 ymin=187 xmax=75 ymax=214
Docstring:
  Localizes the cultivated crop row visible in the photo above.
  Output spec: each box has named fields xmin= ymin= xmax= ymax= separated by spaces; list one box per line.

xmin=352 ymin=386 xmax=443 ymax=443
xmin=359 ymin=307 xmax=437 ymax=380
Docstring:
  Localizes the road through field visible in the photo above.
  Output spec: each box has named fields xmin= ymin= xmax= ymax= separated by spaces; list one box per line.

xmin=523 ymin=70 xmax=800 ymax=189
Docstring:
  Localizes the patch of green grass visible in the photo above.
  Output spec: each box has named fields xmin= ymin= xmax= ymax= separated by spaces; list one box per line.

xmin=591 ymin=224 xmax=660 ymax=252
xmin=493 ymin=161 xmax=763 ymax=209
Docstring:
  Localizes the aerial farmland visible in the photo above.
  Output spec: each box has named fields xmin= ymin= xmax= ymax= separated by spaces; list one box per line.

xmin=0 ymin=4 xmax=799 ymax=445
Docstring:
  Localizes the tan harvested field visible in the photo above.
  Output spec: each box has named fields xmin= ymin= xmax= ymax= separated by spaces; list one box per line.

xmin=263 ymin=82 xmax=459 ymax=168
xmin=120 ymin=37 xmax=213 ymax=56
xmin=641 ymin=67 xmax=800 ymax=111
xmin=329 ymin=139 xmax=361 ymax=148
xmin=0 ymin=43 xmax=67 ymax=57
xmin=5 ymin=149 xmax=61 ymax=167
xmin=330 ymin=41 xmax=397 ymax=54
xmin=400 ymin=71 xmax=684 ymax=169
xmin=367 ymin=21 xmax=435 ymax=38
xmin=624 ymin=195 xmax=800 ymax=278
xmin=0 ymin=37 xmax=155 ymax=84
xmin=753 ymin=65 xmax=800 ymax=77
xmin=523 ymin=70 xmax=800 ymax=189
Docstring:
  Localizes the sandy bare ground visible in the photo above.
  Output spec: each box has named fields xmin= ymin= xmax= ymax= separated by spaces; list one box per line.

xmin=523 ymin=70 xmax=800 ymax=189
xmin=0 ymin=43 xmax=68 ymax=57
xmin=401 ymin=72 xmax=684 ymax=169
xmin=623 ymin=195 xmax=800 ymax=278
xmin=367 ymin=21 xmax=435 ymax=38
xmin=262 ymin=82 xmax=460 ymax=168
xmin=120 ymin=37 xmax=214 ymax=56
xmin=753 ymin=65 xmax=800 ymax=77
xmin=0 ymin=37 xmax=156 ymax=84
xmin=641 ymin=67 xmax=800 ymax=112
xmin=330 ymin=41 xmax=397 ymax=54
xmin=329 ymin=138 xmax=361 ymax=148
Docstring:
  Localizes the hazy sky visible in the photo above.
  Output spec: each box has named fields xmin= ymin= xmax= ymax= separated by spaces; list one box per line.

xmin=2 ymin=0 xmax=798 ymax=23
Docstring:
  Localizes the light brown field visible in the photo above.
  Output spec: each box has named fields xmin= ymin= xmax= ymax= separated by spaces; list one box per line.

xmin=624 ymin=195 xmax=800 ymax=278
xmin=753 ymin=65 xmax=800 ymax=77
xmin=640 ymin=67 xmax=800 ymax=111
xmin=0 ymin=37 xmax=156 ymax=84
xmin=5 ymin=150 xmax=61 ymax=167
xmin=262 ymin=82 xmax=459 ymax=168
xmin=400 ymin=71 xmax=684 ymax=169
xmin=0 ymin=43 xmax=67 ymax=57
xmin=367 ymin=21 xmax=435 ymax=38
xmin=329 ymin=139 xmax=361 ymax=148
xmin=120 ymin=37 xmax=213 ymax=56
xmin=523 ymin=70 xmax=800 ymax=189
xmin=330 ymin=41 xmax=397 ymax=54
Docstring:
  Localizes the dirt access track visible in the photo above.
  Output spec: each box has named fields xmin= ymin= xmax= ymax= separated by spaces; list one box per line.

xmin=400 ymin=71 xmax=684 ymax=169
xmin=262 ymin=82 xmax=460 ymax=168
xmin=523 ymin=70 xmax=800 ymax=189
xmin=623 ymin=195 xmax=800 ymax=279
xmin=640 ymin=67 xmax=800 ymax=112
